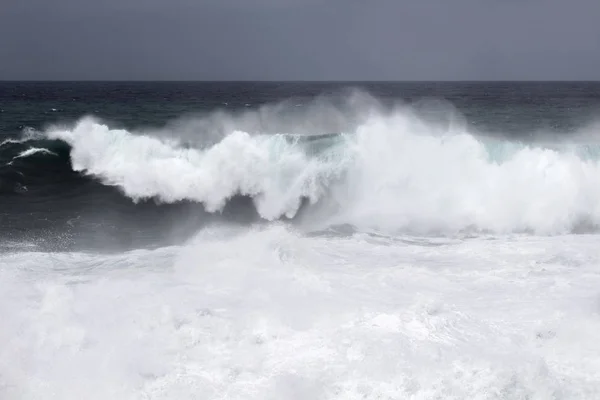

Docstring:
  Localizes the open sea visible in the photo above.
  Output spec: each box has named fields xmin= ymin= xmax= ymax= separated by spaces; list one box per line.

xmin=2 ymin=81 xmax=600 ymax=399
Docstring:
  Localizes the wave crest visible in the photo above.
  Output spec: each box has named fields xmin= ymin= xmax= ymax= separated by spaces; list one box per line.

xmin=47 ymin=118 xmax=348 ymax=219
xmin=40 ymin=98 xmax=600 ymax=235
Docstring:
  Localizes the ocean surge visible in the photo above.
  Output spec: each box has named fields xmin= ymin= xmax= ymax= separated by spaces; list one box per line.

xmin=2 ymin=225 xmax=600 ymax=398
xmin=44 ymin=99 xmax=600 ymax=235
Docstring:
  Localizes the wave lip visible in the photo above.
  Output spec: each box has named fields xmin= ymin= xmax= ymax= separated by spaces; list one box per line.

xmin=47 ymin=118 xmax=348 ymax=220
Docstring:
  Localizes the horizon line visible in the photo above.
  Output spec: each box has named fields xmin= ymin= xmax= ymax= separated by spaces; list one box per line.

xmin=2 ymin=79 xmax=600 ymax=83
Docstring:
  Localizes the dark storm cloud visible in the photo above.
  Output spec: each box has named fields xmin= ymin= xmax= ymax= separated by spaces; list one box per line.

xmin=1 ymin=0 xmax=599 ymax=80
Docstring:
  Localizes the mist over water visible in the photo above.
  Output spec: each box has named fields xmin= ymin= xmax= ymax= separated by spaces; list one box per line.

xmin=2 ymin=82 xmax=600 ymax=399
xmin=38 ymin=90 xmax=600 ymax=235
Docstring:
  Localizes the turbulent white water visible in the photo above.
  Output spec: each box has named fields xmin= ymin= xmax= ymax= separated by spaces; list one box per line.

xmin=2 ymin=225 xmax=600 ymax=399
xmin=47 ymin=104 xmax=600 ymax=235
xmin=4 ymin=98 xmax=600 ymax=399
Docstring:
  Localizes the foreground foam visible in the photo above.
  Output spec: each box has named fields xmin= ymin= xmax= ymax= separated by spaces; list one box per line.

xmin=46 ymin=100 xmax=600 ymax=234
xmin=2 ymin=226 xmax=600 ymax=399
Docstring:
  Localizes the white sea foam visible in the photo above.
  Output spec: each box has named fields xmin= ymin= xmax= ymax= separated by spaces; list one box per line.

xmin=1 ymin=127 xmax=45 ymax=148
xmin=2 ymin=225 xmax=600 ymax=399
xmin=14 ymin=147 xmax=58 ymax=159
xmin=6 ymin=91 xmax=600 ymax=399
xmin=0 ymin=139 xmax=21 ymax=148
xmin=46 ymin=99 xmax=600 ymax=235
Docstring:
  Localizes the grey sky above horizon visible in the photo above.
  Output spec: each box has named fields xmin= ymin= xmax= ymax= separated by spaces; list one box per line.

xmin=1 ymin=0 xmax=599 ymax=81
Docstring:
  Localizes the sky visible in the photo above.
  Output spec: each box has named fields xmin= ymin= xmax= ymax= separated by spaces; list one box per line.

xmin=1 ymin=0 xmax=599 ymax=81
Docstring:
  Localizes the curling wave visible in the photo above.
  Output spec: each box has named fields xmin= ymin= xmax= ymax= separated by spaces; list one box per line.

xmin=36 ymin=100 xmax=600 ymax=236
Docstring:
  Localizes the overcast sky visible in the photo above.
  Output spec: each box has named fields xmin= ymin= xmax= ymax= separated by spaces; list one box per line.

xmin=1 ymin=0 xmax=599 ymax=80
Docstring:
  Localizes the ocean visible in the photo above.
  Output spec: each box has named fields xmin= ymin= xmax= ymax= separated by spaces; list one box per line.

xmin=2 ymin=81 xmax=600 ymax=398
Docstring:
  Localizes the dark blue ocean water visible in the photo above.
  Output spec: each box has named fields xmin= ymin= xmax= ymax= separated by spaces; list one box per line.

xmin=2 ymin=81 xmax=600 ymax=135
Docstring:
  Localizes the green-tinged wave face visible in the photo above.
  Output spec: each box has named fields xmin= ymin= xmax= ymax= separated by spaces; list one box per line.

xmin=481 ymin=137 xmax=600 ymax=164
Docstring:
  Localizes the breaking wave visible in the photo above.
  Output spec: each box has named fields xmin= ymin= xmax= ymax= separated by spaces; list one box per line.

xmin=5 ymin=93 xmax=600 ymax=235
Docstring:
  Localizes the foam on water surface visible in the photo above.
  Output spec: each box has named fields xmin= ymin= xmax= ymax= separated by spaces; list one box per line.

xmin=2 ymin=226 xmax=600 ymax=399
